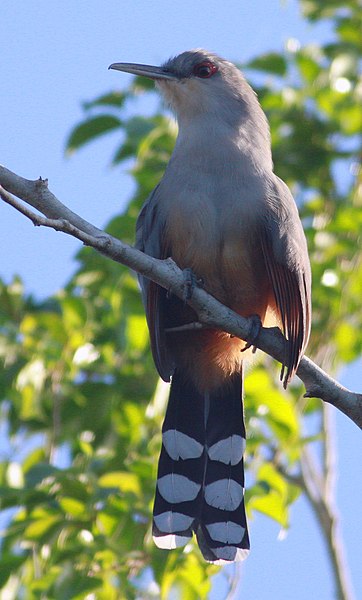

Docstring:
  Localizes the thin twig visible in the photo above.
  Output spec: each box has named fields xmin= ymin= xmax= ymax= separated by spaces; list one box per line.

xmin=300 ymin=447 xmax=355 ymax=600
xmin=323 ymin=403 xmax=337 ymax=503
xmin=165 ymin=322 xmax=207 ymax=333
xmin=274 ymin=449 xmax=355 ymax=600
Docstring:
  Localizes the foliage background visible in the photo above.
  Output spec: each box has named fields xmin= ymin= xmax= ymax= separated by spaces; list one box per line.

xmin=0 ymin=1 xmax=361 ymax=598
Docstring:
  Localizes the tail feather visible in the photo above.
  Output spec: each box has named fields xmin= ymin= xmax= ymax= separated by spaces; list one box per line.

xmin=152 ymin=370 xmax=250 ymax=562
xmin=152 ymin=374 xmax=204 ymax=549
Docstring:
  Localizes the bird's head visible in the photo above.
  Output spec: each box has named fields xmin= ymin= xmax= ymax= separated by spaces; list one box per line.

xmin=109 ymin=49 xmax=263 ymax=130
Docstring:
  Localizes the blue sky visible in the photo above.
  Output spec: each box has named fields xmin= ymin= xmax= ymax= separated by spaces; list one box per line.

xmin=1 ymin=2 xmax=361 ymax=598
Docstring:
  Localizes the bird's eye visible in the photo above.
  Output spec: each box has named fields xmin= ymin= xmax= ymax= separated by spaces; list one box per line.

xmin=193 ymin=61 xmax=218 ymax=78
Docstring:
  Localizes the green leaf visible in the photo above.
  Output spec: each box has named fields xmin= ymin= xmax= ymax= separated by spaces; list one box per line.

xmin=83 ymin=91 xmax=128 ymax=109
xmin=22 ymin=446 xmax=47 ymax=474
xmin=25 ymin=463 xmax=59 ymax=487
xmin=248 ymin=464 xmax=290 ymax=527
xmin=337 ymin=105 xmax=362 ymax=135
xmin=258 ymin=463 xmax=288 ymax=496
xmin=335 ymin=321 xmax=359 ymax=361
xmin=295 ymin=52 xmax=321 ymax=83
xmin=337 ymin=16 xmax=362 ymax=45
xmin=132 ymin=74 xmax=157 ymax=91
xmin=98 ymin=471 xmax=141 ymax=495
xmin=59 ymin=497 xmax=87 ymax=517
xmin=249 ymin=489 xmax=288 ymax=526
xmin=125 ymin=315 xmax=148 ymax=350
xmin=61 ymin=296 xmax=87 ymax=329
xmin=66 ymin=115 xmax=122 ymax=153
xmin=0 ymin=553 xmax=29 ymax=587
xmin=57 ymin=475 xmax=90 ymax=502
xmin=247 ymin=53 xmax=287 ymax=76
xmin=24 ymin=514 xmax=60 ymax=539
xmin=111 ymin=115 xmax=158 ymax=164
xmin=246 ymin=368 xmax=300 ymax=441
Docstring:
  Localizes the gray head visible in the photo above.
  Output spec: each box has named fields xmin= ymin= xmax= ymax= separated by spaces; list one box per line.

xmin=110 ymin=49 xmax=269 ymax=137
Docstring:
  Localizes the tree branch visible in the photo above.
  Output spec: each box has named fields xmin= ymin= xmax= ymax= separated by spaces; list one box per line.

xmin=1 ymin=164 xmax=361 ymax=429
xmin=274 ymin=447 xmax=356 ymax=600
xmin=300 ymin=445 xmax=356 ymax=600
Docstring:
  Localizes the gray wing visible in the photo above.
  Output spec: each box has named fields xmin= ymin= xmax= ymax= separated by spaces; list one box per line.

xmin=261 ymin=176 xmax=311 ymax=387
xmin=135 ymin=186 xmax=174 ymax=382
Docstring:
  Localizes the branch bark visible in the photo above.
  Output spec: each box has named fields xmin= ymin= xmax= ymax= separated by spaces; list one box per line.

xmin=300 ymin=439 xmax=356 ymax=600
xmin=275 ymin=438 xmax=356 ymax=600
xmin=1 ymin=163 xmax=361 ymax=429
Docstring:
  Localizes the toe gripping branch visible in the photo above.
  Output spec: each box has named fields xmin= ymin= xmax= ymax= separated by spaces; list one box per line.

xmin=241 ymin=314 xmax=262 ymax=353
xmin=182 ymin=268 xmax=203 ymax=302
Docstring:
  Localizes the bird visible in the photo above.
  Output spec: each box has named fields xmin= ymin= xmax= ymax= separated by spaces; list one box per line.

xmin=109 ymin=50 xmax=311 ymax=563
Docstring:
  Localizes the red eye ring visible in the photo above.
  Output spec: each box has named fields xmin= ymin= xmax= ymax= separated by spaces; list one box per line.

xmin=193 ymin=61 xmax=218 ymax=79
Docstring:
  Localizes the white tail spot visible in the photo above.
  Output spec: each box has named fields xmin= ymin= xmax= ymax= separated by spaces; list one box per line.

xmin=208 ymin=435 xmax=246 ymax=465
xmin=206 ymin=521 xmax=245 ymax=544
xmin=158 ymin=474 xmax=201 ymax=503
xmin=154 ymin=511 xmax=194 ymax=533
xmin=205 ymin=479 xmax=244 ymax=510
xmin=163 ymin=429 xmax=203 ymax=460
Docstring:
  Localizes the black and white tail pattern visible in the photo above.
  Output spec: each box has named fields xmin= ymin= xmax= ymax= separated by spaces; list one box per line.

xmin=152 ymin=370 xmax=250 ymax=563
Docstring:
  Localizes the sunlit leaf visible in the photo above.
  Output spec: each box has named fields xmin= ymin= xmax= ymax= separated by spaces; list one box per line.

xmin=59 ymin=497 xmax=87 ymax=517
xmin=98 ymin=471 xmax=141 ymax=495
xmin=125 ymin=315 xmax=148 ymax=350
xmin=248 ymin=464 xmax=291 ymax=526
xmin=249 ymin=489 xmax=288 ymax=526
xmin=24 ymin=514 xmax=60 ymax=539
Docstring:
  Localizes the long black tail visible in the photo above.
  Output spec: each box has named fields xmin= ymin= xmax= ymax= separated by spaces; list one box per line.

xmin=152 ymin=370 xmax=250 ymax=563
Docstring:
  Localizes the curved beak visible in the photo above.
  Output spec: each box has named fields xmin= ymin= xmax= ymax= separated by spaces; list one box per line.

xmin=108 ymin=62 xmax=178 ymax=81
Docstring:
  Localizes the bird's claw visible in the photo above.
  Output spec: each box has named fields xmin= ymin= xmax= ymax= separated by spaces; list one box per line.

xmin=241 ymin=314 xmax=262 ymax=353
xmin=182 ymin=268 xmax=202 ymax=301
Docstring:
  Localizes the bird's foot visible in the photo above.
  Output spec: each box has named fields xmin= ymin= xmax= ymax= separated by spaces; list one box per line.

xmin=182 ymin=268 xmax=203 ymax=301
xmin=241 ymin=314 xmax=262 ymax=354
